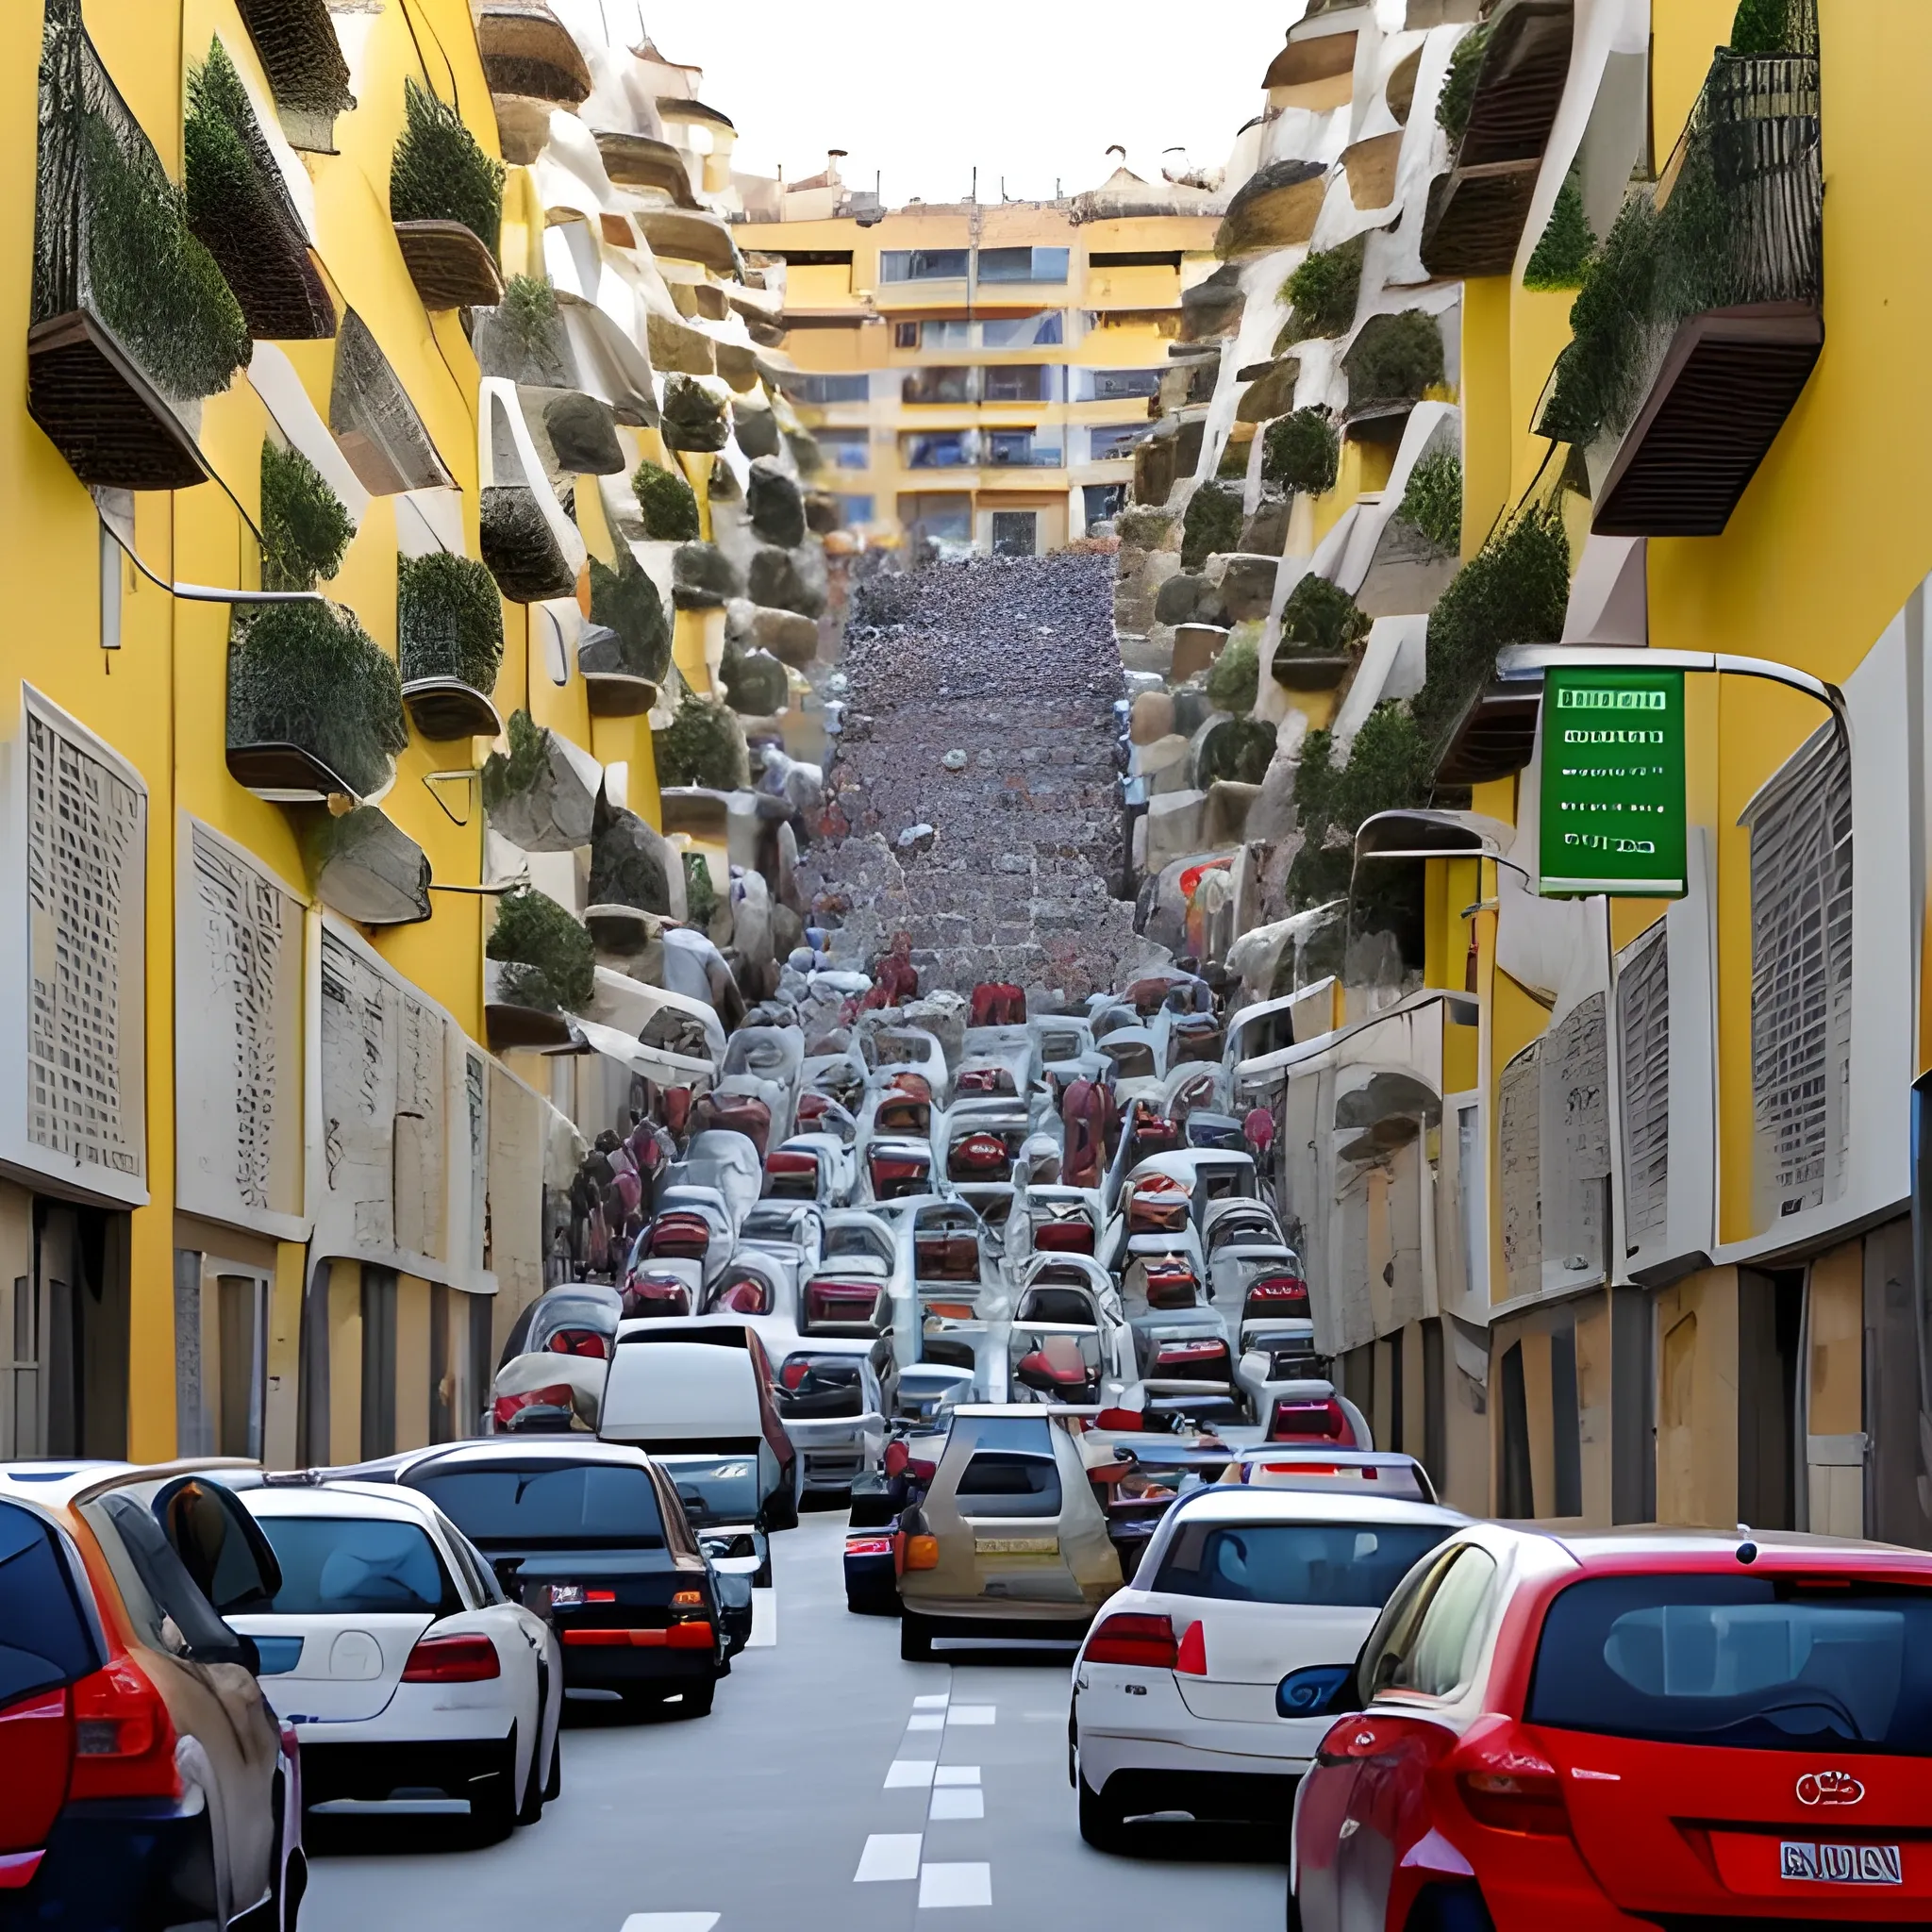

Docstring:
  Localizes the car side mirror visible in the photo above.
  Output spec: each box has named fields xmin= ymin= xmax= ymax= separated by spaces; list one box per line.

xmin=1277 ymin=1663 xmax=1356 ymax=1719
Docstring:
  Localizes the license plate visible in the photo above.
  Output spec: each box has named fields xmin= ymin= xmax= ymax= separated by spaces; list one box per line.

xmin=1780 ymin=1841 xmax=1903 ymax=1886
xmin=975 ymin=1536 xmax=1059 ymax=1556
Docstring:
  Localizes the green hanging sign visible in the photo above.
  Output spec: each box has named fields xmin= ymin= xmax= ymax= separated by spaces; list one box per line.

xmin=1539 ymin=666 xmax=1687 ymax=897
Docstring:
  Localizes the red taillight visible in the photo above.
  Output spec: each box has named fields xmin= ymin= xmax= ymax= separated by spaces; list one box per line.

xmin=948 ymin=1133 xmax=1009 ymax=1175
xmin=646 ymin=1214 xmax=710 ymax=1259
xmin=402 ymin=1634 xmax=501 ymax=1684
xmin=883 ymin=1441 xmax=909 ymax=1478
xmin=1143 ymin=1264 xmax=1199 ymax=1308
xmin=665 ymin=1620 xmax=714 ymax=1651
xmin=806 ymin=1281 xmax=882 ymax=1325
xmin=797 ymin=1092 xmax=829 ymax=1124
xmin=624 ymin=1273 xmax=692 ymax=1316
xmin=1175 ymin=1621 xmax=1207 ymax=1676
xmin=767 ymin=1150 xmax=818 ymax=1175
xmin=1244 ymin=1275 xmax=1309 ymax=1313
xmin=1033 ymin=1221 xmax=1094 ymax=1254
xmin=1454 ymin=1729 xmax=1571 ymax=1837
xmin=585 ymin=1589 xmax=617 ymax=1604
xmin=1155 ymin=1340 xmax=1228 ymax=1364
xmin=869 ymin=1153 xmax=927 ymax=1192
xmin=712 ymin=1279 xmax=770 ymax=1315
xmin=546 ymin=1328 xmax=608 ymax=1358
xmin=778 ymin=1356 xmax=811 ymax=1391
xmin=69 ymin=1657 xmax=179 ymax=1800
xmin=1270 ymin=1397 xmax=1350 ymax=1442
xmin=1086 ymin=1613 xmax=1176 ymax=1669
xmin=846 ymin=1536 xmax=894 ymax=1557
xmin=492 ymin=1383 xmax=574 ymax=1428
xmin=1094 ymin=1407 xmax=1143 ymax=1432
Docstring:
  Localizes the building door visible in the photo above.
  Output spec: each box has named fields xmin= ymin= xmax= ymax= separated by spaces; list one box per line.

xmin=991 ymin=509 xmax=1038 ymax=557
xmin=34 ymin=1202 xmax=127 ymax=1459
xmin=175 ymin=1254 xmax=272 ymax=1458
xmin=361 ymin=1266 xmax=398 ymax=1458
xmin=1738 ymin=1267 xmax=1804 ymax=1530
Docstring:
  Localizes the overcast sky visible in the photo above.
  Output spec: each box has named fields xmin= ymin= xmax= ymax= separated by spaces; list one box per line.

xmin=601 ymin=1 xmax=1305 ymax=204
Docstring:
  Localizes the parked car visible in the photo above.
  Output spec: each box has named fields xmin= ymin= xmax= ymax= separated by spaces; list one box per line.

xmin=230 ymin=1477 xmax=560 ymax=1838
xmin=773 ymin=1345 xmax=891 ymax=1496
xmin=0 ymin=1462 xmax=301 ymax=1931
xmin=1071 ymin=1485 xmax=1464 ymax=1846
xmin=387 ymin=1439 xmax=737 ymax=1715
xmin=1288 ymin=1524 xmax=1932 ymax=1932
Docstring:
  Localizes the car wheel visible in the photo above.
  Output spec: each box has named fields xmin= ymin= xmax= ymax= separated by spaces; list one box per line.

xmin=899 ymin=1613 xmax=934 ymax=1662
xmin=1078 ymin=1773 xmax=1125 ymax=1853
xmin=676 ymin=1676 xmax=717 ymax=1719
xmin=767 ymin=1465 xmax=801 ymax=1532
xmin=517 ymin=1726 xmax=545 ymax=1825
xmin=470 ymin=1728 xmax=520 ymax=1844
xmin=753 ymin=1550 xmax=774 ymax=1589
xmin=541 ymin=1726 xmax=561 ymax=1805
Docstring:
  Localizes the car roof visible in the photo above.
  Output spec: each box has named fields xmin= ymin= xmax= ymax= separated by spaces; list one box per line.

xmin=1532 ymin=1524 xmax=1932 ymax=1567
xmin=1158 ymin=1486 xmax=1466 ymax=1530
xmin=0 ymin=1457 xmax=258 ymax=1511
xmin=392 ymin=1439 xmax=654 ymax=1477
xmin=243 ymin=1478 xmax=442 ymax=1523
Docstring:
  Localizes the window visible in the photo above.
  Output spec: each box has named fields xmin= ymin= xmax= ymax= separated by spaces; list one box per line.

xmin=955 ymin=1451 xmax=1061 ymax=1518
xmin=921 ymin=319 xmax=972 ymax=349
xmin=1155 ymin=1521 xmax=1449 ymax=1607
xmin=1497 ymin=1042 xmax=1541 ymax=1298
xmin=982 ymin=364 xmax=1058 ymax=404
xmin=986 ymin=430 xmax=1045 ymax=467
xmin=361 ymin=1266 xmax=397 ymax=1459
xmin=1083 ymin=483 xmax=1127 ymax=527
xmin=1387 ymin=1545 xmax=1497 ymax=1696
xmin=894 ymin=321 xmax=921 ymax=349
xmin=977 ymin=246 xmax=1070 ymax=283
xmin=1089 ymin=367 xmax=1163 ymax=400
xmin=410 ymin=1462 xmax=668 ymax=1551
xmin=903 ymin=432 xmax=974 ymax=469
xmin=899 ymin=493 xmax=972 ymax=543
xmin=783 ymin=373 xmax=870 ymax=405
xmin=981 ymin=312 xmax=1063 ymax=347
xmin=1499 ymin=1341 xmax=1534 ymax=1516
xmin=991 ymin=510 xmax=1038 ymax=557
xmin=903 ymin=367 xmax=974 ymax=405
xmin=814 ymin=427 xmax=871 ymax=470
xmin=1528 ymin=1574 xmax=1932 ymax=1753
xmin=1617 ymin=931 xmax=1670 ymax=1249
xmin=1089 ymin=424 xmax=1149 ymax=461
xmin=880 ymin=248 xmax=969 ymax=283
xmin=771 ymin=249 xmax=854 ymax=268
xmin=839 ymin=493 xmax=874 ymax=523
xmin=1088 ymin=250 xmax=1182 ymax=270
xmin=254 ymin=1515 xmax=456 ymax=1615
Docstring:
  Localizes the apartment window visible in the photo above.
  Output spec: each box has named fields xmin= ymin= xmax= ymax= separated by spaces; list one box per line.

xmin=814 ymin=428 xmax=871 ymax=470
xmin=991 ymin=511 xmax=1038 ymax=557
xmin=921 ymin=318 xmax=972 ymax=349
xmin=982 ymin=364 xmax=1059 ymax=404
xmin=783 ymin=373 xmax=870 ymax=405
xmin=894 ymin=321 xmax=920 ymax=349
xmin=1082 ymin=483 xmax=1126 ymax=527
xmin=1090 ymin=366 xmax=1163 ymax=400
xmin=903 ymin=366 xmax=975 ymax=405
xmin=770 ymin=249 xmax=854 ymax=267
xmin=981 ymin=312 xmax=1062 ymax=347
xmin=903 ymin=431 xmax=974 ymax=469
xmin=899 ymin=492 xmax=972 ymax=545
xmin=1087 ymin=250 xmax=1182 ymax=269
xmin=1616 ymin=930 xmax=1670 ymax=1251
xmin=985 ymin=430 xmax=1059 ymax=467
xmin=1089 ymin=423 xmax=1150 ymax=460
xmin=838 ymin=493 xmax=875 ymax=524
xmin=1742 ymin=722 xmax=1853 ymax=1218
xmin=879 ymin=248 xmax=969 ymax=282
xmin=977 ymin=245 xmax=1070 ymax=282
xmin=361 ymin=1266 xmax=397 ymax=1459
xmin=1550 ymin=1321 xmax=1582 ymax=1517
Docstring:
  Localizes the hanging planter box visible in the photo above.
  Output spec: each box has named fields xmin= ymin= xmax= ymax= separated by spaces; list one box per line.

xmin=304 ymin=806 xmax=431 ymax=925
xmin=475 ymin=3 xmax=592 ymax=106
xmin=232 ymin=0 xmax=354 ymax=152
xmin=398 ymin=550 xmax=506 ymax=740
xmin=332 ymin=309 xmax=455 ymax=495
xmin=479 ymin=377 xmax=585 ymax=600
xmin=579 ymin=547 xmax=671 ymax=717
xmin=394 ymin=218 xmax=506 ymax=309
xmin=484 ymin=958 xmax=580 ymax=1051
xmin=486 ymin=883 xmax=594 ymax=1049
xmin=481 ymin=708 xmax=601 ymax=851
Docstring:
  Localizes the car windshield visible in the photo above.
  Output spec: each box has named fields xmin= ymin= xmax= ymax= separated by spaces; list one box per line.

xmin=253 ymin=1516 xmax=451 ymax=1614
xmin=1528 ymin=1574 xmax=1932 ymax=1754
xmin=411 ymin=1463 xmax=668 ymax=1552
xmin=825 ymin=1224 xmax=892 ymax=1267
xmin=1102 ymin=1041 xmax=1156 ymax=1080
xmin=1154 ymin=1520 xmax=1450 ymax=1607
xmin=956 ymin=1451 xmax=1061 ymax=1519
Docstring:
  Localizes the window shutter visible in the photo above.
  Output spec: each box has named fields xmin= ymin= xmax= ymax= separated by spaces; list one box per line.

xmin=1540 ymin=993 xmax=1609 ymax=1279
xmin=1498 ymin=1041 xmax=1541 ymax=1299
xmin=1617 ymin=930 xmax=1670 ymax=1248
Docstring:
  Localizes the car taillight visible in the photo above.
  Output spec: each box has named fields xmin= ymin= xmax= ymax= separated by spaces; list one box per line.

xmin=807 ymin=1282 xmax=881 ymax=1324
xmin=1085 ymin=1613 xmax=1176 ymax=1669
xmin=712 ymin=1280 xmax=769 ymax=1315
xmin=924 ymin=1299 xmax=975 ymax=1320
xmin=948 ymin=1133 xmax=1009 ymax=1174
xmin=1155 ymin=1340 xmax=1227 ymax=1364
xmin=69 ymin=1657 xmax=180 ymax=1800
xmin=846 ymin=1536 xmax=894 ymax=1557
xmin=1270 ymin=1397 xmax=1350 ymax=1442
xmin=672 ymin=1591 xmax=705 ymax=1607
xmin=646 ymin=1214 xmax=710 ymax=1258
xmin=767 ymin=1150 xmax=818 ymax=1176
xmin=1454 ymin=1728 xmax=1571 ymax=1837
xmin=665 ymin=1621 xmax=713 ymax=1651
xmin=1033 ymin=1221 xmax=1094 ymax=1253
xmin=1094 ymin=1407 xmax=1143 ymax=1432
xmin=585 ymin=1589 xmax=616 ymax=1604
xmin=491 ymin=1383 xmax=574 ymax=1428
xmin=1175 ymin=1621 xmax=1207 ymax=1676
xmin=625 ymin=1273 xmax=692 ymax=1316
xmin=546 ymin=1328 xmax=608 ymax=1358
xmin=779 ymin=1356 xmax=811 ymax=1391
xmin=402 ymin=1634 xmax=501 ymax=1683
xmin=1244 ymin=1275 xmax=1309 ymax=1313
xmin=904 ymin=1535 xmax=940 ymax=1571
xmin=797 ymin=1093 xmax=829 ymax=1124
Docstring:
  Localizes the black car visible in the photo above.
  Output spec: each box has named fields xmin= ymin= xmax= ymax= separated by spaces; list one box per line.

xmin=382 ymin=1440 xmax=740 ymax=1718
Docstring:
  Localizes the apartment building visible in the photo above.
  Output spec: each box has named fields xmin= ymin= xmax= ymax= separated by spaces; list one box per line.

xmin=758 ymin=156 xmax=1224 ymax=554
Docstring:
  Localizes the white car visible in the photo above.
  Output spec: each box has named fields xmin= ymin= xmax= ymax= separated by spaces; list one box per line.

xmin=1070 ymin=1485 xmax=1465 ymax=1846
xmin=230 ymin=1480 xmax=562 ymax=1840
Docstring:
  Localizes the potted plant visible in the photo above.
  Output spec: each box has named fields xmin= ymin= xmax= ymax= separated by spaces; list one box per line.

xmin=578 ymin=550 xmax=671 ymax=716
xmin=480 ymin=707 xmax=602 ymax=851
xmin=486 ymin=883 xmax=594 ymax=1049
xmin=397 ymin=550 xmax=506 ymax=737
xmin=390 ymin=77 xmax=506 ymax=308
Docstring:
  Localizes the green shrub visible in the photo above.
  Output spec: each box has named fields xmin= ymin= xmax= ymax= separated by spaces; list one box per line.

xmin=1730 ymin=0 xmax=1807 ymax=54
xmin=397 ymin=550 xmax=505 ymax=691
xmin=633 ymin=460 xmax=701 ymax=540
xmin=83 ymin=108 xmax=249 ymax=401
xmin=661 ymin=375 xmax=729 ymax=454
xmin=1524 ymin=175 xmax=1596 ymax=291
xmin=1198 ymin=716 xmax=1276 ymax=788
xmin=1262 ymin=408 xmax=1340 ymax=495
xmin=260 ymin=441 xmax=352 ymax=591
xmin=488 ymin=885 xmax=594 ymax=1011
xmin=1287 ymin=704 xmax=1435 ymax=907
xmin=1411 ymin=502 xmax=1571 ymax=747
xmin=1216 ymin=436 xmax=1253 ymax=480
xmin=1279 ymin=235 xmax=1365 ymax=341
xmin=654 ymin=693 xmax=747 ymax=790
xmin=389 ymin=77 xmax=504 ymax=257
xmin=1343 ymin=310 xmax=1445 ymax=410
xmin=1437 ymin=24 xmax=1492 ymax=143
xmin=1181 ymin=484 xmax=1243 ymax=570
xmin=497 ymin=274 xmax=558 ymax=352
xmin=480 ymin=708 xmax=549 ymax=811
xmin=1206 ymin=634 xmax=1260 ymax=713
xmin=682 ymin=852 xmax=718 ymax=929
xmin=1279 ymin=575 xmax=1370 ymax=657
xmin=1536 ymin=194 xmax=1659 ymax=447
xmin=586 ymin=549 xmax=672 ymax=681
xmin=1395 ymin=450 xmax=1462 ymax=555
xmin=228 ymin=600 xmax=408 ymax=797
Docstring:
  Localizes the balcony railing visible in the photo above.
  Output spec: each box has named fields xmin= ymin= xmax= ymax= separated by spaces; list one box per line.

xmin=1537 ymin=42 xmax=1823 ymax=535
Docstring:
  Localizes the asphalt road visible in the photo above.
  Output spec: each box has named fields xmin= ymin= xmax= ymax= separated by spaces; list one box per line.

xmin=300 ymin=1507 xmax=1287 ymax=1931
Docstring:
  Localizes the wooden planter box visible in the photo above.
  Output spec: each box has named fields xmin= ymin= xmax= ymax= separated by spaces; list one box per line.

xmin=394 ymin=220 xmax=506 ymax=309
xmin=401 ymin=676 xmax=502 ymax=741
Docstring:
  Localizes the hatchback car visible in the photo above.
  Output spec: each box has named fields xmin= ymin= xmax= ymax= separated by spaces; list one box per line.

xmin=1289 ymin=1524 xmax=1932 ymax=1932
xmin=0 ymin=1461 xmax=301 ymax=1931
xmin=230 ymin=1479 xmax=560 ymax=1839
xmin=1072 ymin=1486 xmax=1464 ymax=1845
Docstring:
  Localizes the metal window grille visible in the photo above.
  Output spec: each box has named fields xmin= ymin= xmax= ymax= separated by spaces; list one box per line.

xmin=1617 ymin=931 xmax=1671 ymax=1247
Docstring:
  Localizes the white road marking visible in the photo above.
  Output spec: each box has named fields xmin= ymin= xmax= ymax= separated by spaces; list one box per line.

xmin=912 ymin=1692 xmax=950 ymax=1708
xmin=933 ymin=1766 xmax=980 ymax=1786
xmin=905 ymin=1712 xmax=945 ymax=1730
xmin=928 ymin=1788 xmax=984 ymax=1821
xmin=747 ymin=1593 xmax=778 ymax=1647
xmin=854 ymin=1835 xmax=924 ymax=1883
xmin=947 ymin=1705 xmax=995 ymax=1725
xmin=885 ymin=1759 xmax=939 ymax=1788
xmin=919 ymin=1863 xmax=991 ymax=1908
xmin=620 ymin=1917 xmax=721 ymax=1931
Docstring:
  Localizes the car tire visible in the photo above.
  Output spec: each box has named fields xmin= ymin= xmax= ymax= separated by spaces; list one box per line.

xmin=767 ymin=1465 xmax=801 ymax=1532
xmin=541 ymin=1726 xmax=561 ymax=1805
xmin=1078 ymin=1773 xmax=1125 ymax=1854
xmin=753 ymin=1550 xmax=774 ymax=1588
xmin=517 ymin=1727 xmax=546 ymax=1825
xmin=677 ymin=1676 xmax=717 ymax=1719
xmin=899 ymin=1613 xmax=934 ymax=1662
xmin=470 ymin=1729 xmax=519 ymax=1844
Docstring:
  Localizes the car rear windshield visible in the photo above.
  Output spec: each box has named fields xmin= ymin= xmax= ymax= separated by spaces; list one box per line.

xmin=254 ymin=1517 xmax=454 ymax=1615
xmin=0 ymin=1502 xmax=99 ymax=1706
xmin=1528 ymin=1574 xmax=1932 ymax=1754
xmin=776 ymin=1355 xmax=866 ymax=1420
xmin=956 ymin=1452 xmax=1062 ymax=1519
xmin=1154 ymin=1521 xmax=1451 ymax=1607
xmin=412 ymin=1464 xmax=667 ymax=1551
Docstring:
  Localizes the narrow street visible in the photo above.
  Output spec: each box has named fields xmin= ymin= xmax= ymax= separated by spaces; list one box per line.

xmin=300 ymin=1511 xmax=1284 ymax=1932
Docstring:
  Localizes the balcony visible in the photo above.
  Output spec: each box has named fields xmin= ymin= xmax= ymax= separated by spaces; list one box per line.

xmin=902 ymin=433 xmax=977 ymax=470
xmin=1420 ymin=0 xmax=1574 ymax=279
xmin=984 ymin=433 xmax=1063 ymax=470
xmin=1538 ymin=45 xmax=1823 ymax=536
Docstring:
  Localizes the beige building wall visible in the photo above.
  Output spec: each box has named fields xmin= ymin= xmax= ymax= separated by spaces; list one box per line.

xmin=1656 ymin=1269 xmax=1740 ymax=1529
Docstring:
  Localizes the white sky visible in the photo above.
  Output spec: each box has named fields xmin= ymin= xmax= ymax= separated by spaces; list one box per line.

xmin=601 ymin=1 xmax=1306 ymax=205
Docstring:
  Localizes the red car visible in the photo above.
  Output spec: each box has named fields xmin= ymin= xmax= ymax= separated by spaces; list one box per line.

xmin=1288 ymin=1524 xmax=1932 ymax=1931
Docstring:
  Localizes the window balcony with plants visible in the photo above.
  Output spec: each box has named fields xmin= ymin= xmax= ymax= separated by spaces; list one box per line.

xmin=485 ymin=884 xmax=595 ymax=1053
xmin=578 ymin=550 xmax=673 ymax=717
xmin=483 ymin=708 xmax=603 ymax=853
xmin=396 ymin=550 xmax=507 ymax=739
xmin=230 ymin=0 xmax=354 ymax=151
xmin=473 ymin=0 xmax=591 ymax=165
xmin=1535 ymin=3 xmax=1823 ymax=536
xmin=390 ymin=77 xmax=507 ymax=309
xmin=1420 ymin=0 xmax=1575 ymax=279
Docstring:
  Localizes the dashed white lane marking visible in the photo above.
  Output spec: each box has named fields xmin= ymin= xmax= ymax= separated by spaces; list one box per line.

xmin=912 ymin=1692 xmax=950 ymax=1709
xmin=854 ymin=1835 xmax=924 ymax=1883
xmin=919 ymin=1863 xmax=991 ymax=1908
xmin=620 ymin=1917 xmax=721 ymax=1931
xmin=933 ymin=1766 xmax=980 ymax=1787
xmin=885 ymin=1759 xmax=939 ymax=1788
xmin=928 ymin=1788 xmax=984 ymax=1821
xmin=947 ymin=1705 xmax=995 ymax=1725
xmin=906 ymin=1712 xmax=945 ymax=1730
xmin=747 ymin=1592 xmax=778 ymax=1647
